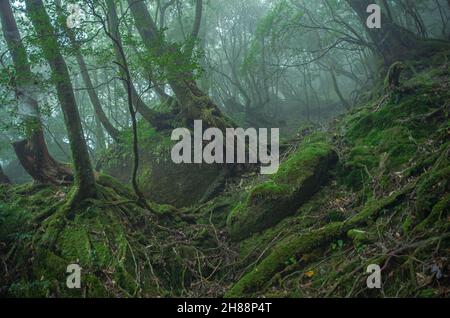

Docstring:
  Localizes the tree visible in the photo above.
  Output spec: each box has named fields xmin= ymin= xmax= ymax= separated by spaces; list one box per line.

xmin=90 ymin=0 xmax=149 ymax=206
xmin=125 ymin=0 xmax=234 ymax=130
xmin=0 ymin=0 xmax=72 ymax=184
xmin=104 ymin=0 xmax=172 ymax=130
xmin=346 ymin=0 xmax=448 ymax=64
xmin=25 ymin=0 xmax=96 ymax=204
xmin=55 ymin=1 xmax=121 ymax=142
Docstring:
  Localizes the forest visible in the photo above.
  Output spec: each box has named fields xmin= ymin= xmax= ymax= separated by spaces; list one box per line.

xmin=0 ymin=0 xmax=449 ymax=298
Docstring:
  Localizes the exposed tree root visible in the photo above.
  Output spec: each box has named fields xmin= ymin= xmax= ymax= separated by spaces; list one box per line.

xmin=13 ymin=132 xmax=73 ymax=185
xmin=226 ymin=181 xmax=417 ymax=297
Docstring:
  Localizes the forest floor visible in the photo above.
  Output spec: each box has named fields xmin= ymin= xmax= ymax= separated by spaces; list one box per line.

xmin=0 ymin=53 xmax=449 ymax=298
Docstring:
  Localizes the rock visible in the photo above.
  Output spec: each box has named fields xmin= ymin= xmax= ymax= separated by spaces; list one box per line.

xmin=226 ymin=133 xmax=338 ymax=241
xmin=99 ymin=129 xmax=222 ymax=207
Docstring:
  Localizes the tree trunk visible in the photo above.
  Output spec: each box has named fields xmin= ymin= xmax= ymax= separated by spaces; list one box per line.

xmin=95 ymin=3 xmax=149 ymax=207
xmin=105 ymin=0 xmax=172 ymax=130
xmin=13 ymin=133 xmax=73 ymax=185
xmin=54 ymin=2 xmax=122 ymax=142
xmin=0 ymin=0 xmax=73 ymax=184
xmin=25 ymin=0 xmax=96 ymax=202
xmin=346 ymin=0 xmax=420 ymax=64
xmin=73 ymin=39 xmax=121 ymax=141
xmin=0 ymin=164 xmax=11 ymax=184
xmin=126 ymin=0 xmax=233 ymax=130
xmin=330 ymin=67 xmax=351 ymax=110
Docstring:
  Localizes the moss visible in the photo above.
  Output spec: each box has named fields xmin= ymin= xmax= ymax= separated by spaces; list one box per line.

xmin=273 ymin=133 xmax=334 ymax=185
xmin=226 ymin=222 xmax=343 ymax=297
xmin=234 ymin=186 xmax=335 ymax=274
xmin=226 ymin=182 xmax=414 ymax=297
xmin=0 ymin=182 xmax=168 ymax=298
xmin=227 ymin=133 xmax=337 ymax=241
xmin=414 ymin=193 xmax=450 ymax=232
xmin=100 ymin=128 xmax=223 ymax=207
xmin=415 ymin=165 xmax=450 ymax=221
xmin=347 ymin=229 xmax=373 ymax=246
xmin=402 ymin=215 xmax=414 ymax=234
xmin=97 ymin=173 xmax=136 ymax=199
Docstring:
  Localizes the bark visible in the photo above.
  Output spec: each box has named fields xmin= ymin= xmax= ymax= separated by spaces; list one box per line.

xmin=330 ymin=67 xmax=351 ymax=110
xmin=96 ymin=1 xmax=148 ymax=207
xmin=58 ymin=9 xmax=121 ymax=142
xmin=13 ymin=133 xmax=73 ymax=185
xmin=126 ymin=0 xmax=233 ymax=130
xmin=94 ymin=115 xmax=106 ymax=151
xmin=25 ymin=0 xmax=96 ymax=201
xmin=105 ymin=0 xmax=172 ymax=130
xmin=0 ymin=164 xmax=11 ymax=184
xmin=0 ymin=0 xmax=73 ymax=184
xmin=185 ymin=0 xmax=203 ymax=56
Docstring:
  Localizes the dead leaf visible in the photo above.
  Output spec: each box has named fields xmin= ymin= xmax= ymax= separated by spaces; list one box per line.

xmin=305 ymin=270 xmax=315 ymax=278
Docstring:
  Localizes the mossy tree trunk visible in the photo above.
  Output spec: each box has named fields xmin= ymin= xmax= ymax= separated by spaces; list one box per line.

xmin=126 ymin=0 xmax=233 ymax=130
xmin=0 ymin=0 xmax=73 ymax=185
xmin=25 ymin=0 xmax=96 ymax=201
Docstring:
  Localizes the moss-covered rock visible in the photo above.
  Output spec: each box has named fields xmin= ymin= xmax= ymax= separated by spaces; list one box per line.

xmin=226 ymin=133 xmax=338 ymax=241
xmin=98 ymin=124 xmax=222 ymax=207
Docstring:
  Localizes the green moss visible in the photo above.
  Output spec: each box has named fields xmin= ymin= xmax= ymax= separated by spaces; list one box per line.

xmin=0 ymin=182 xmax=168 ymax=298
xmin=415 ymin=165 xmax=450 ymax=221
xmin=226 ymin=222 xmax=343 ymax=297
xmin=415 ymin=193 xmax=450 ymax=232
xmin=273 ymin=133 xmax=334 ymax=185
xmin=59 ymin=226 xmax=92 ymax=266
xmin=347 ymin=229 xmax=373 ymax=246
xmin=227 ymin=133 xmax=337 ymax=241
xmin=226 ymin=182 xmax=414 ymax=297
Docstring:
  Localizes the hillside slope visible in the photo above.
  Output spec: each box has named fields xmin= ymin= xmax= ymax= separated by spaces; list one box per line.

xmin=0 ymin=54 xmax=449 ymax=297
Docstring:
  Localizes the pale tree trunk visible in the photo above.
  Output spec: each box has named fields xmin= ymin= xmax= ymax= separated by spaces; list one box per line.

xmin=0 ymin=0 xmax=73 ymax=185
xmin=25 ymin=0 xmax=96 ymax=203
